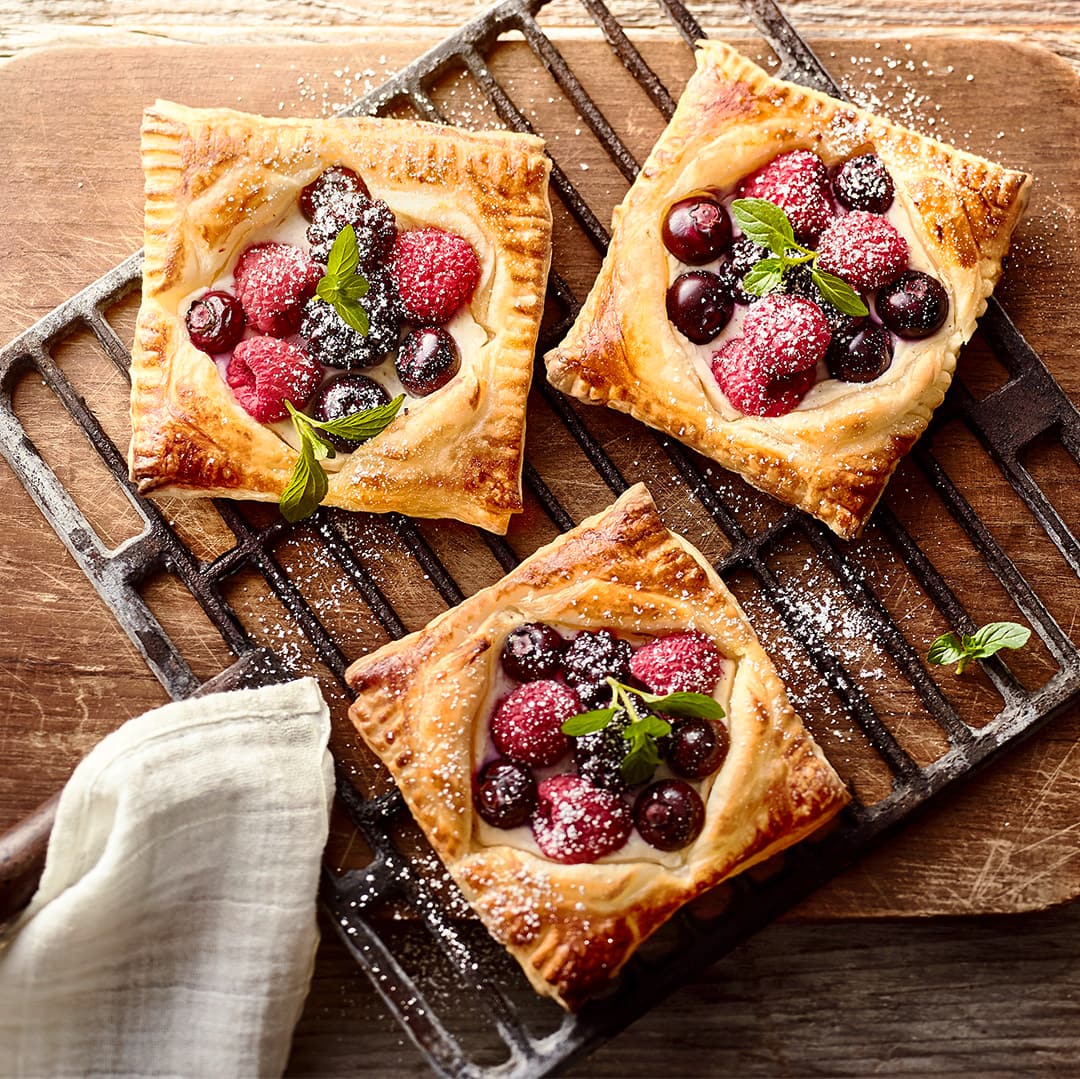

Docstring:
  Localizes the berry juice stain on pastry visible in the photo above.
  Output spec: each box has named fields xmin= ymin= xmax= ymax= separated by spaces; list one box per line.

xmin=545 ymin=42 xmax=1030 ymax=539
xmin=129 ymin=104 xmax=552 ymax=533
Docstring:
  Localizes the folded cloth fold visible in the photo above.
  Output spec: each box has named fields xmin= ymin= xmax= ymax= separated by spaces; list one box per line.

xmin=0 ymin=676 xmax=334 ymax=1079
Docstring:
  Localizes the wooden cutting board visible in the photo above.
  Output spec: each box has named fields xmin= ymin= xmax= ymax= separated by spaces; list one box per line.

xmin=0 ymin=32 xmax=1078 ymax=922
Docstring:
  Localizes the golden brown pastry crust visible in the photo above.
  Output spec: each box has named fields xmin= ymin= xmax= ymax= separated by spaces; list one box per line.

xmin=346 ymin=484 xmax=849 ymax=1009
xmin=129 ymin=100 xmax=552 ymax=533
xmin=545 ymin=42 xmax=1031 ymax=539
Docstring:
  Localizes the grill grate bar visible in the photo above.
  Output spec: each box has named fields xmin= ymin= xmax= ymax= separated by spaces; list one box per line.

xmin=516 ymin=11 xmax=643 ymax=183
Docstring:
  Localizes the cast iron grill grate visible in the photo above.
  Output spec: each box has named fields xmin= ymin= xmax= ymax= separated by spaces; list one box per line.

xmin=1 ymin=0 xmax=1079 ymax=1074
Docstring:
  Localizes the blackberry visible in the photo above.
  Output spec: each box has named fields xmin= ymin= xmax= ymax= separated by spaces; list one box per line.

xmin=310 ymin=374 xmax=391 ymax=451
xmin=573 ymin=710 xmax=632 ymax=793
xmin=299 ymin=270 xmax=400 ymax=368
xmin=785 ymin=264 xmax=866 ymax=337
xmin=561 ymin=629 xmax=633 ymax=690
xmin=306 ymin=191 xmax=397 ymax=265
xmin=729 ymin=234 xmax=769 ymax=276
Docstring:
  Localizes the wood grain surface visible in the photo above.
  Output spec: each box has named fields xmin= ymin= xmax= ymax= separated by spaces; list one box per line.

xmin=1 ymin=8 xmax=1080 ymax=1074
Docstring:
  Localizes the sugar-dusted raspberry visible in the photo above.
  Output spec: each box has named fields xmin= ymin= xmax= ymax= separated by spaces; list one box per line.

xmin=711 ymin=337 xmax=816 ymax=418
xmin=233 ymin=242 xmax=323 ymax=337
xmin=225 ymin=336 xmax=323 ymax=423
xmin=738 ymin=149 xmax=834 ymax=241
xmin=306 ymin=191 xmax=397 ymax=265
xmin=742 ymin=293 xmax=831 ymax=377
xmin=390 ymin=227 xmax=481 ymax=325
xmin=490 ymin=680 xmax=579 ymax=767
xmin=532 ymin=775 xmax=632 ymax=864
xmin=630 ymin=630 xmax=724 ymax=696
xmin=815 ymin=211 xmax=909 ymax=291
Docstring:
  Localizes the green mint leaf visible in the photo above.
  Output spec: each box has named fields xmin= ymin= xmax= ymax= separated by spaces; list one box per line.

xmin=310 ymin=394 xmax=404 ymax=442
xmin=316 ymin=277 xmax=341 ymax=305
xmin=968 ymin=622 xmax=1031 ymax=658
xmin=333 ymin=296 xmax=370 ymax=336
xmin=340 ymin=276 xmax=370 ymax=301
xmin=638 ymin=714 xmax=673 ymax=738
xmin=326 ymin=223 xmax=359 ymax=280
xmin=561 ymin=708 xmax=618 ymax=736
xmin=731 ymin=198 xmax=797 ymax=256
xmin=927 ymin=632 xmax=967 ymax=668
xmin=279 ymin=434 xmax=327 ymax=523
xmin=649 ymin=691 xmax=726 ymax=721
xmin=741 ymin=257 xmax=785 ymax=297
xmin=620 ymin=734 xmax=661 ymax=786
xmin=810 ymin=267 xmax=869 ymax=317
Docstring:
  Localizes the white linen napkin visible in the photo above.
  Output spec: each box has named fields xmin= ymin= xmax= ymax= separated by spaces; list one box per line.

xmin=0 ymin=676 xmax=334 ymax=1078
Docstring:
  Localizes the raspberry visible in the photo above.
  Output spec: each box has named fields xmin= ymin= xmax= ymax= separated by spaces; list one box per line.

xmin=531 ymin=775 xmax=632 ymax=864
xmin=306 ymin=192 xmax=397 ymax=265
xmin=711 ymin=337 xmax=816 ymax=418
xmin=742 ymin=293 xmax=831 ymax=377
xmin=738 ymin=149 xmax=834 ymax=241
xmin=299 ymin=269 xmax=401 ymax=369
xmin=490 ymin=680 xmax=579 ymax=767
xmin=390 ymin=228 xmax=481 ymax=325
xmin=225 ymin=336 xmax=323 ymax=423
xmin=816 ymin=211 xmax=909 ymax=291
xmin=630 ymin=630 xmax=724 ymax=696
xmin=233 ymin=242 xmax=322 ymax=337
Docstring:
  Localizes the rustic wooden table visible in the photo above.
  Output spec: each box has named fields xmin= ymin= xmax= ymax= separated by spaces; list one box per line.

xmin=2 ymin=0 xmax=1080 ymax=1075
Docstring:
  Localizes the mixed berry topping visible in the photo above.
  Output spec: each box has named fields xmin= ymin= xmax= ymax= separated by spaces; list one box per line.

xmin=395 ymin=327 xmax=461 ymax=397
xmin=831 ymin=153 xmax=895 ymax=215
xmin=876 ymin=270 xmax=951 ymax=339
xmin=490 ymin=680 xmax=579 ymax=767
xmin=225 ymin=337 xmax=323 ymax=423
xmin=662 ymin=195 xmax=732 ymax=265
xmin=633 ymin=779 xmax=705 ymax=851
xmin=660 ymin=148 xmax=952 ymax=405
xmin=815 ymin=211 xmax=909 ymax=292
xmin=737 ymin=149 xmax=833 ymax=242
xmin=741 ymin=294 xmax=831 ymax=378
xmin=185 ymin=290 xmax=246 ymax=354
xmin=500 ymin=622 xmax=567 ymax=682
xmin=311 ymin=373 xmax=391 ymax=451
xmin=474 ymin=758 xmax=538 ymax=829
xmin=299 ymin=165 xmax=370 ymax=221
xmin=233 ymin=242 xmax=323 ymax=337
xmin=186 ymin=165 xmax=480 ymax=444
xmin=390 ymin=227 xmax=481 ymax=325
xmin=474 ymin=623 xmax=731 ymax=860
xmin=532 ymin=775 xmax=633 ymax=865
xmin=306 ymin=191 xmax=397 ymax=265
xmin=666 ymin=271 xmax=734 ymax=344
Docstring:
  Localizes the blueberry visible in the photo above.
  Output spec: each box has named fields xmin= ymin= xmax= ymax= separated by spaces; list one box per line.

xmin=310 ymin=373 xmax=391 ymax=451
xmin=876 ymin=270 xmax=949 ymax=339
xmin=662 ymin=195 xmax=732 ymax=265
xmin=500 ymin=623 xmax=566 ymax=682
xmin=663 ymin=717 xmax=729 ymax=780
xmin=474 ymin=758 xmax=537 ymax=829
xmin=395 ymin=327 xmax=460 ymax=397
xmin=666 ymin=271 xmax=734 ymax=344
xmin=185 ymin=290 xmax=246 ymax=353
xmin=633 ymin=778 xmax=705 ymax=851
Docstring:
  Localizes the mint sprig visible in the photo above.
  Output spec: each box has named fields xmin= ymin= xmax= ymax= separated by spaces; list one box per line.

xmin=560 ymin=676 xmax=725 ymax=784
xmin=927 ymin=621 xmax=1031 ymax=675
xmin=280 ymin=395 xmax=404 ymax=523
xmin=730 ymin=198 xmax=869 ymax=318
xmin=314 ymin=224 xmax=371 ymax=334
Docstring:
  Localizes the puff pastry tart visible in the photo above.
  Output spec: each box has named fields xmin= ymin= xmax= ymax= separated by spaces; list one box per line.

xmin=128 ymin=100 xmax=552 ymax=533
xmin=545 ymin=42 xmax=1031 ymax=539
xmin=346 ymin=483 xmax=849 ymax=1009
